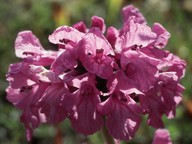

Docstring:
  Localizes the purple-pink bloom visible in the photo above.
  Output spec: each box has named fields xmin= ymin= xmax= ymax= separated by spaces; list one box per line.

xmin=78 ymin=28 xmax=115 ymax=79
xmin=50 ymin=49 xmax=77 ymax=75
xmin=69 ymin=73 xmax=103 ymax=135
xmin=98 ymin=71 xmax=142 ymax=140
xmin=106 ymin=26 xmax=119 ymax=49
xmin=152 ymin=129 xmax=172 ymax=144
xmin=6 ymin=4 xmax=186 ymax=142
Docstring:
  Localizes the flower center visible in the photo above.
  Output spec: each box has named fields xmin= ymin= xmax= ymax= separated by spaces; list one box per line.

xmin=125 ymin=63 xmax=136 ymax=79
xmin=81 ymin=84 xmax=94 ymax=97
xmin=95 ymin=49 xmax=104 ymax=63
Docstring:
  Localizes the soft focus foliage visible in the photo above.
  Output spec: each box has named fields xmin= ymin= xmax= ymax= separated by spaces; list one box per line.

xmin=0 ymin=0 xmax=192 ymax=144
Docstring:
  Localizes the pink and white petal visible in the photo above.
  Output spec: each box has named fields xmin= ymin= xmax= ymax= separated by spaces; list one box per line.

xmin=78 ymin=28 xmax=115 ymax=78
xmin=79 ymin=28 xmax=114 ymax=56
xmin=97 ymin=96 xmax=115 ymax=116
xmin=48 ymin=26 xmax=84 ymax=45
xmin=121 ymin=50 xmax=158 ymax=91
xmin=15 ymin=31 xmax=43 ymax=58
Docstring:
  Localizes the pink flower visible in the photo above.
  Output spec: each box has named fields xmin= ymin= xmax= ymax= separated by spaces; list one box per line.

xmin=106 ymin=26 xmax=119 ymax=49
xmin=69 ymin=73 xmax=103 ymax=135
xmin=158 ymin=53 xmax=186 ymax=79
xmin=78 ymin=28 xmax=115 ymax=79
xmin=6 ymin=4 xmax=186 ymax=142
xmin=98 ymin=71 xmax=142 ymax=140
xmin=152 ymin=129 xmax=172 ymax=144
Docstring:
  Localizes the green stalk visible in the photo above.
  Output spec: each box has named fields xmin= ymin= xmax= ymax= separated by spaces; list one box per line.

xmin=102 ymin=125 xmax=115 ymax=144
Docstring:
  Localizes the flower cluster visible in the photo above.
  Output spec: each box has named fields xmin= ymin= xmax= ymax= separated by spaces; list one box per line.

xmin=6 ymin=5 xmax=185 ymax=142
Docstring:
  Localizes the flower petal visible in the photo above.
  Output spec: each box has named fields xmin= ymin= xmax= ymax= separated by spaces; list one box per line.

xmin=48 ymin=26 xmax=84 ymax=46
xmin=91 ymin=16 xmax=106 ymax=33
xmin=152 ymin=23 xmax=170 ymax=49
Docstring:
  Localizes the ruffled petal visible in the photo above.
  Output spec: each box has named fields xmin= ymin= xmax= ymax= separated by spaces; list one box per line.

xmin=152 ymin=23 xmax=170 ymax=49
xmin=116 ymin=18 xmax=156 ymax=52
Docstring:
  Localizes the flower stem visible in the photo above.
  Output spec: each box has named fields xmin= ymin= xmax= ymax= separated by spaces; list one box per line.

xmin=102 ymin=125 xmax=115 ymax=144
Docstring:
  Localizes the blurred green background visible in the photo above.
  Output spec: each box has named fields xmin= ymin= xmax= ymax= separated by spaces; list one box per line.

xmin=0 ymin=0 xmax=192 ymax=144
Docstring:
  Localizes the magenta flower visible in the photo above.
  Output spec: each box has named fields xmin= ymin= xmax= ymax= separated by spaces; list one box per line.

xmin=68 ymin=73 xmax=103 ymax=135
xmin=6 ymin=4 xmax=186 ymax=143
xmin=98 ymin=71 xmax=142 ymax=140
xmin=78 ymin=28 xmax=115 ymax=79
